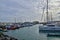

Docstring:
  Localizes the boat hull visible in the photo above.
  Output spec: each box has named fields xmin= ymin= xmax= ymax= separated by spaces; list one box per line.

xmin=39 ymin=30 xmax=60 ymax=33
xmin=47 ymin=33 xmax=60 ymax=37
xmin=39 ymin=27 xmax=60 ymax=33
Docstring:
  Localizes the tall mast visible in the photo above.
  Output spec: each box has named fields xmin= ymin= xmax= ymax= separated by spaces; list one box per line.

xmin=14 ymin=17 xmax=16 ymax=23
xmin=46 ymin=0 xmax=49 ymax=23
xmin=51 ymin=12 xmax=52 ymax=21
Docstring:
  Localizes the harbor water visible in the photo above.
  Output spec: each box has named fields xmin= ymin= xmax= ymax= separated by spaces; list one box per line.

xmin=3 ymin=24 xmax=60 ymax=40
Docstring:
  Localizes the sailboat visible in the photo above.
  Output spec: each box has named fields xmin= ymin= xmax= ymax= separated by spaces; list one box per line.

xmin=39 ymin=0 xmax=60 ymax=33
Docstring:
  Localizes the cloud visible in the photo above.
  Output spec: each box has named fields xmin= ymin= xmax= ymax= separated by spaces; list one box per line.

xmin=0 ymin=0 xmax=43 ymax=22
xmin=0 ymin=0 xmax=60 ymax=22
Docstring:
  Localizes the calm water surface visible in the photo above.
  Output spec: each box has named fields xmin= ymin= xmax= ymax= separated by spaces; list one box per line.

xmin=3 ymin=24 xmax=60 ymax=40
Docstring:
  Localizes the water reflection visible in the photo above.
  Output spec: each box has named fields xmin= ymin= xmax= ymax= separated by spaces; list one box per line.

xmin=3 ymin=24 xmax=60 ymax=40
xmin=3 ymin=25 xmax=40 ymax=40
xmin=39 ymin=32 xmax=60 ymax=40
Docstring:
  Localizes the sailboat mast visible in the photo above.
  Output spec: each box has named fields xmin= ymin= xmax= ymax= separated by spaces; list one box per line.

xmin=46 ymin=0 xmax=49 ymax=23
xmin=51 ymin=12 xmax=52 ymax=21
xmin=14 ymin=17 xmax=16 ymax=23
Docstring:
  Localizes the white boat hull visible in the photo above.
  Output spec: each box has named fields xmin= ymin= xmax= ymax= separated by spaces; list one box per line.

xmin=39 ymin=26 xmax=60 ymax=33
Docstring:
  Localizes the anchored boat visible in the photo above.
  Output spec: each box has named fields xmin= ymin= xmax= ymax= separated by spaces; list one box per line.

xmin=39 ymin=0 xmax=60 ymax=33
xmin=39 ymin=24 xmax=60 ymax=33
xmin=47 ymin=33 xmax=60 ymax=37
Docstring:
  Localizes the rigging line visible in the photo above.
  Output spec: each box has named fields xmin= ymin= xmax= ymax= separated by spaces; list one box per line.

xmin=41 ymin=7 xmax=45 ymax=22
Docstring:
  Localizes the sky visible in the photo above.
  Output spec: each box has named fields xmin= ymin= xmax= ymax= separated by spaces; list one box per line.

xmin=0 ymin=0 xmax=60 ymax=22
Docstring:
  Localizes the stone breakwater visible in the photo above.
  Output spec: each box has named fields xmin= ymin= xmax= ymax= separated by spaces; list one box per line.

xmin=0 ymin=33 xmax=18 ymax=40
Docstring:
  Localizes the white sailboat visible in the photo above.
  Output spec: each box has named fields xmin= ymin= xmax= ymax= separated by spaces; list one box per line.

xmin=39 ymin=0 xmax=60 ymax=33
